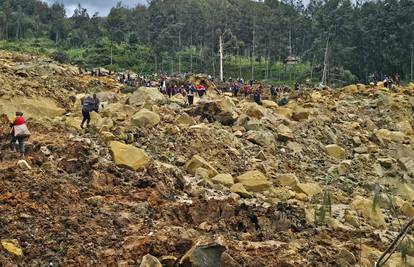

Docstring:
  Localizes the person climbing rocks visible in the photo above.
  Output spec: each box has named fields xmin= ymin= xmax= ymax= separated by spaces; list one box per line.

xmin=278 ymin=93 xmax=289 ymax=106
xmin=243 ymin=84 xmax=251 ymax=97
xmin=270 ymin=85 xmax=277 ymax=100
xmin=10 ymin=111 xmax=30 ymax=157
xmin=196 ymin=84 xmax=206 ymax=98
xmin=395 ymin=73 xmax=401 ymax=86
xmin=253 ymin=87 xmax=262 ymax=105
xmin=187 ymin=84 xmax=196 ymax=106
xmin=295 ymin=82 xmax=300 ymax=91
xmin=232 ymin=83 xmax=240 ymax=97
xmin=81 ymin=94 xmax=100 ymax=129
xmin=166 ymin=85 xmax=173 ymax=98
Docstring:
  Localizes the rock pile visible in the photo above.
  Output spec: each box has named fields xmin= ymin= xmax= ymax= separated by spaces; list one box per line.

xmin=1 ymin=50 xmax=414 ymax=266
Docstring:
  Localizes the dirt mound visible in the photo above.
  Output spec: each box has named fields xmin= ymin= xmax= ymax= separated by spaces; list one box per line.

xmin=2 ymin=51 xmax=414 ymax=266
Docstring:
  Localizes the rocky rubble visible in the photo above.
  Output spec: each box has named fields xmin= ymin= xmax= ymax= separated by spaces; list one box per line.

xmin=1 ymin=50 xmax=414 ymax=266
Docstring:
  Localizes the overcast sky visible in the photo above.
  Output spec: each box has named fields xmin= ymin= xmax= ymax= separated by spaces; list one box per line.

xmin=45 ymin=0 xmax=313 ymax=17
xmin=44 ymin=0 xmax=147 ymax=17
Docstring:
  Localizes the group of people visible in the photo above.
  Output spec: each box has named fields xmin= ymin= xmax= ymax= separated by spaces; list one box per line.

xmin=159 ymin=78 xmax=208 ymax=106
xmin=119 ymin=73 xmax=152 ymax=87
xmin=370 ymin=73 xmax=401 ymax=88
xmin=229 ymin=81 xmax=294 ymax=106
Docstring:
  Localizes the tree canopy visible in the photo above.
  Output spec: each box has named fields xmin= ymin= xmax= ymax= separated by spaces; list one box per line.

xmin=0 ymin=0 xmax=413 ymax=84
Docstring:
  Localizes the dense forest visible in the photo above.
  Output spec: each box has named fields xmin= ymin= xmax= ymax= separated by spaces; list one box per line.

xmin=0 ymin=0 xmax=413 ymax=85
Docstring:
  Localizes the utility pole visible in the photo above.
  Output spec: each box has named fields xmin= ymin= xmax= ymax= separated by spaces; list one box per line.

xmin=289 ymin=28 xmax=292 ymax=57
xmin=321 ymin=35 xmax=330 ymax=86
xmin=190 ymin=34 xmax=193 ymax=73
xmin=178 ymin=31 xmax=182 ymax=74
xmin=411 ymin=44 xmax=413 ymax=82
xmin=251 ymin=16 xmax=256 ymax=81
xmin=219 ymin=33 xmax=224 ymax=82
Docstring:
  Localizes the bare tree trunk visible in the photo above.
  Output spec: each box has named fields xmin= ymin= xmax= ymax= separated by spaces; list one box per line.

xmin=170 ymin=56 xmax=174 ymax=75
xmin=15 ymin=22 xmax=19 ymax=40
xmin=155 ymin=54 xmax=158 ymax=73
xmin=5 ymin=22 xmax=8 ymax=40
xmin=321 ymin=36 xmax=330 ymax=86
xmin=310 ymin=54 xmax=315 ymax=81
xmin=239 ymin=49 xmax=242 ymax=79
xmin=219 ymin=34 xmax=224 ymax=82
xmin=110 ymin=40 xmax=113 ymax=66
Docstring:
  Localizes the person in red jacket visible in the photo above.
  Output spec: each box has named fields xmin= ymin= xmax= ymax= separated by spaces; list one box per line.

xmin=10 ymin=111 xmax=30 ymax=157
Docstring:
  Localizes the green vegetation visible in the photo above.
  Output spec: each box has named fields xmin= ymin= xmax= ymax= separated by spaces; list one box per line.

xmin=314 ymin=190 xmax=333 ymax=227
xmin=0 ymin=0 xmax=413 ymax=85
xmin=0 ymin=38 xmax=317 ymax=85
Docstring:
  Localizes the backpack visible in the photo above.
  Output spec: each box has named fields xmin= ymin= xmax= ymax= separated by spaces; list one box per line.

xmin=14 ymin=124 xmax=30 ymax=138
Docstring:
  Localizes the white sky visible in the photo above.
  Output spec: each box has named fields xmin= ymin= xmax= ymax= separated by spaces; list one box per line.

xmin=44 ymin=0 xmax=147 ymax=17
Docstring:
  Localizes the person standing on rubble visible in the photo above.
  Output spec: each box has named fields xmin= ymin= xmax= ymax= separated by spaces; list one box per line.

xmin=187 ymin=84 xmax=196 ymax=106
xmin=80 ymin=94 xmax=100 ymax=129
xmin=232 ymin=83 xmax=240 ymax=97
xmin=270 ymin=85 xmax=277 ymax=100
xmin=253 ymin=86 xmax=263 ymax=105
xmin=295 ymin=82 xmax=300 ymax=91
xmin=10 ymin=112 xmax=30 ymax=157
xmin=166 ymin=85 xmax=173 ymax=98
xmin=395 ymin=73 xmax=401 ymax=86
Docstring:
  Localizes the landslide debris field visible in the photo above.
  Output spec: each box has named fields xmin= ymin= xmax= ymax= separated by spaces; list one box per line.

xmin=2 ymin=51 xmax=414 ymax=267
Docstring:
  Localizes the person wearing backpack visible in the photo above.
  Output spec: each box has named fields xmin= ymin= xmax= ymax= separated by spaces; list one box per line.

xmin=10 ymin=111 xmax=30 ymax=157
xmin=80 ymin=94 xmax=101 ymax=129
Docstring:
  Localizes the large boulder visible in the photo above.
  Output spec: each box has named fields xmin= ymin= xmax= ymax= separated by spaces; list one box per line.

xmin=230 ymin=183 xmax=252 ymax=198
xmin=101 ymin=102 xmax=136 ymax=122
xmin=194 ymin=98 xmax=238 ymax=125
xmin=295 ymin=183 xmax=322 ymax=197
xmin=245 ymin=119 xmax=262 ymax=131
xmin=241 ymin=103 xmax=266 ymax=119
xmin=110 ymin=141 xmax=149 ymax=171
xmin=274 ymin=107 xmax=293 ymax=119
xmin=247 ymin=131 xmax=276 ymax=150
xmin=375 ymin=129 xmax=406 ymax=143
xmin=342 ymin=84 xmax=358 ymax=94
xmin=396 ymin=183 xmax=414 ymax=202
xmin=0 ymin=96 xmax=65 ymax=119
xmin=17 ymin=160 xmax=32 ymax=171
xmin=211 ymin=174 xmax=234 ymax=187
xmin=262 ymin=100 xmax=278 ymax=109
xmin=179 ymin=241 xmax=226 ymax=267
xmin=276 ymin=173 xmax=299 ymax=187
xmin=128 ymin=87 xmax=164 ymax=105
xmin=140 ymin=254 xmax=162 ymax=267
xmin=292 ymin=108 xmax=310 ymax=121
xmin=276 ymin=124 xmax=293 ymax=141
xmin=186 ymin=155 xmax=218 ymax=178
xmin=236 ymin=171 xmax=271 ymax=192
xmin=176 ymin=113 xmax=197 ymax=126
xmin=325 ymin=144 xmax=346 ymax=160
xmin=131 ymin=108 xmax=161 ymax=128
xmin=396 ymin=121 xmax=413 ymax=134
xmin=351 ymin=196 xmax=385 ymax=228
